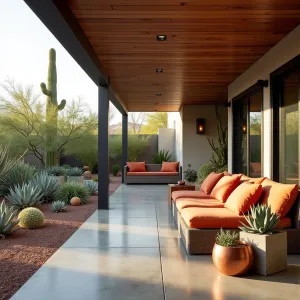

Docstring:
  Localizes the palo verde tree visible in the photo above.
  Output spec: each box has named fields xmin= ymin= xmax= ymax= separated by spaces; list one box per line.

xmin=40 ymin=48 xmax=66 ymax=167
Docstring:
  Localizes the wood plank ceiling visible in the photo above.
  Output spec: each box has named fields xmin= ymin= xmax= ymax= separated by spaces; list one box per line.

xmin=65 ymin=0 xmax=300 ymax=112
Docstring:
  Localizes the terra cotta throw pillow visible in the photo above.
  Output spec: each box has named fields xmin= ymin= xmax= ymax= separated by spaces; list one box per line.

xmin=225 ymin=182 xmax=262 ymax=215
xmin=200 ymin=172 xmax=224 ymax=194
xmin=260 ymin=179 xmax=298 ymax=217
xmin=161 ymin=162 xmax=179 ymax=172
xmin=210 ymin=174 xmax=242 ymax=203
xmin=126 ymin=162 xmax=146 ymax=172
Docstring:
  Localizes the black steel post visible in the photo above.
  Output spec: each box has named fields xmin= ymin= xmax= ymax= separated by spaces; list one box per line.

xmin=122 ymin=114 xmax=128 ymax=183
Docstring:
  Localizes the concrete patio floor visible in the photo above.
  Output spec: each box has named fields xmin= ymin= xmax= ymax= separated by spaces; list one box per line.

xmin=12 ymin=185 xmax=300 ymax=300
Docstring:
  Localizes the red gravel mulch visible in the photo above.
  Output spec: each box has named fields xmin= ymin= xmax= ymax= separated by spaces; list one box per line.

xmin=0 ymin=177 xmax=121 ymax=300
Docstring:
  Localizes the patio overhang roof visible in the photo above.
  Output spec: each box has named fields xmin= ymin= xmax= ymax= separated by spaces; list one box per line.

xmin=25 ymin=0 xmax=300 ymax=112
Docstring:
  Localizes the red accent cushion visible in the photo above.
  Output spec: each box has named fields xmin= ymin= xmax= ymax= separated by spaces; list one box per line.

xmin=200 ymin=172 xmax=224 ymax=194
xmin=210 ymin=174 xmax=242 ymax=203
xmin=126 ymin=162 xmax=146 ymax=172
xmin=161 ymin=162 xmax=179 ymax=172
xmin=127 ymin=172 xmax=178 ymax=176
xmin=225 ymin=182 xmax=262 ymax=215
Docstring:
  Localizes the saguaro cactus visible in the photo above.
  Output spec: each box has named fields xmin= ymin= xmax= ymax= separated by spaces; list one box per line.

xmin=40 ymin=48 xmax=66 ymax=167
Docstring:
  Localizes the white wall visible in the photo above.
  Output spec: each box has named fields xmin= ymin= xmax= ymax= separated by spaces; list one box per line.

xmin=168 ymin=110 xmax=183 ymax=164
xmin=158 ymin=128 xmax=175 ymax=155
xmin=228 ymin=24 xmax=300 ymax=178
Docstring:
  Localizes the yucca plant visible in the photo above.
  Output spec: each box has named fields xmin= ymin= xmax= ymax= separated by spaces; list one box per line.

xmin=84 ymin=180 xmax=98 ymax=195
xmin=46 ymin=165 xmax=66 ymax=176
xmin=31 ymin=173 xmax=61 ymax=202
xmin=51 ymin=200 xmax=67 ymax=213
xmin=0 ymin=200 xmax=19 ymax=239
xmin=6 ymin=182 xmax=44 ymax=209
xmin=56 ymin=182 xmax=89 ymax=204
xmin=215 ymin=228 xmax=239 ymax=247
xmin=67 ymin=167 xmax=83 ymax=177
xmin=152 ymin=150 xmax=173 ymax=164
xmin=239 ymin=205 xmax=282 ymax=235
xmin=0 ymin=162 xmax=37 ymax=196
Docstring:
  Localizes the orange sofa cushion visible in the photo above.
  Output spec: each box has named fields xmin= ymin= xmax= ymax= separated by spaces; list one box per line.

xmin=176 ymin=198 xmax=225 ymax=212
xmin=161 ymin=161 xmax=179 ymax=172
xmin=210 ymin=174 xmax=242 ymax=203
xmin=225 ymin=182 xmax=262 ymax=215
xmin=200 ymin=172 xmax=224 ymax=194
xmin=127 ymin=171 xmax=178 ymax=176
xmin=241 ymin=175 xmax=266 ymax=184
xmin=260 ymin=179 xmax=299 ymax=217
xmin=126 ymin=162 xmax=146 ymax=172
xmin=181 ymin=207 xmax=291 ymax=229
xmin=172 ymin=190 xmax=212 ymax=201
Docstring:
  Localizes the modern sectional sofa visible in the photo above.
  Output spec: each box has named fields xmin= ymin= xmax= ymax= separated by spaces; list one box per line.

xmin=170 ymin=173 xmax=300 ymax=254
xmin=124 ymin=162 xmax=182 ymax=184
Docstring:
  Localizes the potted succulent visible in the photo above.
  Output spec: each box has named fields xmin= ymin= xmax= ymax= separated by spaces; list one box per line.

xmin=46 ymin=166 xmax=66 ymax=184
xmin=239 ymin=205 xmax=287 ymax=276
xmin=212 ymin=229 xmax=253 ymax=276
xmin=67 ymin=167 xmax=84 ymax=183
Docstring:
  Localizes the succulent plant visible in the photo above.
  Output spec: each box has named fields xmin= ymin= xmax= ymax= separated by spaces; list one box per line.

xmin=67 ymin=167 xmax=83 ymax=177
xmin=31 ymin=173 xmax=60 ymax=202
xmin=216 ymin=228 xmax=239 ymax=247
xmin=0 ymin=200 xmax=19 ymax=239
xmin=18 ymin=207 xmax=44 ymax=229
xmin=56 ymin=182 xmax=89 ymax=204
xmin=92 ymin=176 xmax=98 ymax=182
xmin=0 ymin=162 xmax=37 ymax=196
xmin=239 ymin=205 xmax=282 ymax=235
xmin=46 ymin=165 xmax=66 ymax=176
xmin=84 ymin=180 xmax=98 ymax=195
xmin=6 ymin=182 xmax=44 ymax=209
xmin=51 ymin=200 xmax=67 ymax=213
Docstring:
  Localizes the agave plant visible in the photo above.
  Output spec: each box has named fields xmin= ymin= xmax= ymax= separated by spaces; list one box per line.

xmin=51 ymin=200 xmax=67 ymax=213
xmin=31 ymin=173 xmax=60 ymax=202
xmin=0 ymin=162 xmax=37 ymax=196
xmin=239 ymin=205 xmax=281 ymax=235
xmin=84 ymin=180 xmax=98 ymax=195
xmin=67 ymin=167 xmax=84 ymax=177
xmin=0 ymin=200 xmax=19 ymax=239
xmin=6 ymin=182 xmax=44 ymax=209
xmin=152 ymin=150 xmax=173 ymax=164
xmin=46 ymin=166 xmax=66 ymax=176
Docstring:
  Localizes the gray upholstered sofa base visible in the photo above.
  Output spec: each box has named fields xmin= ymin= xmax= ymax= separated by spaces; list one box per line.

xmin=124 ymin=164 xmax=182 ymax=184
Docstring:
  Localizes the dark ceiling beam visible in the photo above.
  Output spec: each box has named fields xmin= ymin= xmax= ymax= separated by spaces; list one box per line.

xmin=24 ymin=0 xmax=127 ymax=115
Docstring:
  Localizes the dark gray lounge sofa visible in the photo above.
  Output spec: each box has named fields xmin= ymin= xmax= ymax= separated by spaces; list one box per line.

xmin=124 ymin=164 xmax=182 ymax=184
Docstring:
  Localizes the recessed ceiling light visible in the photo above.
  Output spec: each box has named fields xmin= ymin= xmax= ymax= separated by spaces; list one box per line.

xmin=156 ymin=93 xmax=162 ymax=96
xmin=156 ymin=35 xmax=167 ymax=41
xmin=156 ymin=68 xmax=163 ymax=73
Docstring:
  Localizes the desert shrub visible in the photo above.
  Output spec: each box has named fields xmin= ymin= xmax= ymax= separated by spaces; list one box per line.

xmin=0 ymin=162 xmax=37 ymax=196
xmin=92 ymin=176 xmax=98 ymax=182
xmin=197 ymin=163 xmax=227 ymax=183
xmin=67 ymin=167 xmax=84 ymax=176
xmin=84 ymin=180 xmax=98 ymax=195
xmin=56 ymin=182 xmax=89 ymax=204
xmin=111 ymin=164 xmax=120 ymax=176
xmin=215 ymin=229 xmax=239 ymax=247
xmin=183 ymin=164 xmax=197 ymax=183
xmin=6 ymin=182 xmax=44 ymax=209
xmin=31 ymin=173 xmax=60 ymax=202
xmin=152 ymin=150 xmax=173 ymax=164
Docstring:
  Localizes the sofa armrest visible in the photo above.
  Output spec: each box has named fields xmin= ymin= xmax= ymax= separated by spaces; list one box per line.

xmin=124 ymin=165 xmax=129 ymax=175
xmin=179 ymin=165 xmax=183 ymax=180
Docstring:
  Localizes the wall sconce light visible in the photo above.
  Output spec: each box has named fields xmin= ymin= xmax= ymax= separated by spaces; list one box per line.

xmin=242 ymin=124 xmax=247 ymax=134
xmin=196 ymin=119 xmax=205 ymax=134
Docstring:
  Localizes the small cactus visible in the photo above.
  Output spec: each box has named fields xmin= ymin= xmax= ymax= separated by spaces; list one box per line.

xmin=18 ymin=207 xmax=44 ymax=229
xmin=51 ymin=200 xmax=67 ymax=213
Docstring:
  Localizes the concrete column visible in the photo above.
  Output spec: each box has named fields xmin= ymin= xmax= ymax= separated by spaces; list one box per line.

xmin=98 ymin=86 xmax=109 ymax=209
xmin=122 ymin=114 xmax=128 ymax=183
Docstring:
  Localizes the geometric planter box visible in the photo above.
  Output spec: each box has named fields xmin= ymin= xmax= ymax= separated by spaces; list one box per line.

xmin=54 ymin=175 xmax=65 ymax=184
xmin=67 ymin=176 xmax=84 ymax=184
xmin=239 ymin=231 xmax=287 ymax=276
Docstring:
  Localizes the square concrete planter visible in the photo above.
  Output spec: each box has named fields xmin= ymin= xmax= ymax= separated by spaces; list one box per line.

xmin=67 ymin=176 xmax=84 ymax=184
xmin=53 ymin=176 xmax=65 ymax=184
xmin=240 ymin=231 xmax=287 ymax=276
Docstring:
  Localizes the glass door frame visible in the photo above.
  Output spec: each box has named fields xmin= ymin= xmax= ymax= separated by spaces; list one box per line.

xmin=232 ymin=83 xmax=264 ymax=176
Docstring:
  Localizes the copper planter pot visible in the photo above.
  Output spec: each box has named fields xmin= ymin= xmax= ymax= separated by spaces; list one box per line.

xmin=212 ymin=241 xmax=253 ymax=276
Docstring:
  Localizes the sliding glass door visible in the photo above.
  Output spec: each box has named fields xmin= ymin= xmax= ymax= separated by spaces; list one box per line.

xmin=232 ymin=87 xmax=263 ymax=177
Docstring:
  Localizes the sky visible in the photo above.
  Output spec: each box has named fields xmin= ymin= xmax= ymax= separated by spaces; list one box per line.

xmin=0 ymin=0 xmax=121 ymax=124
